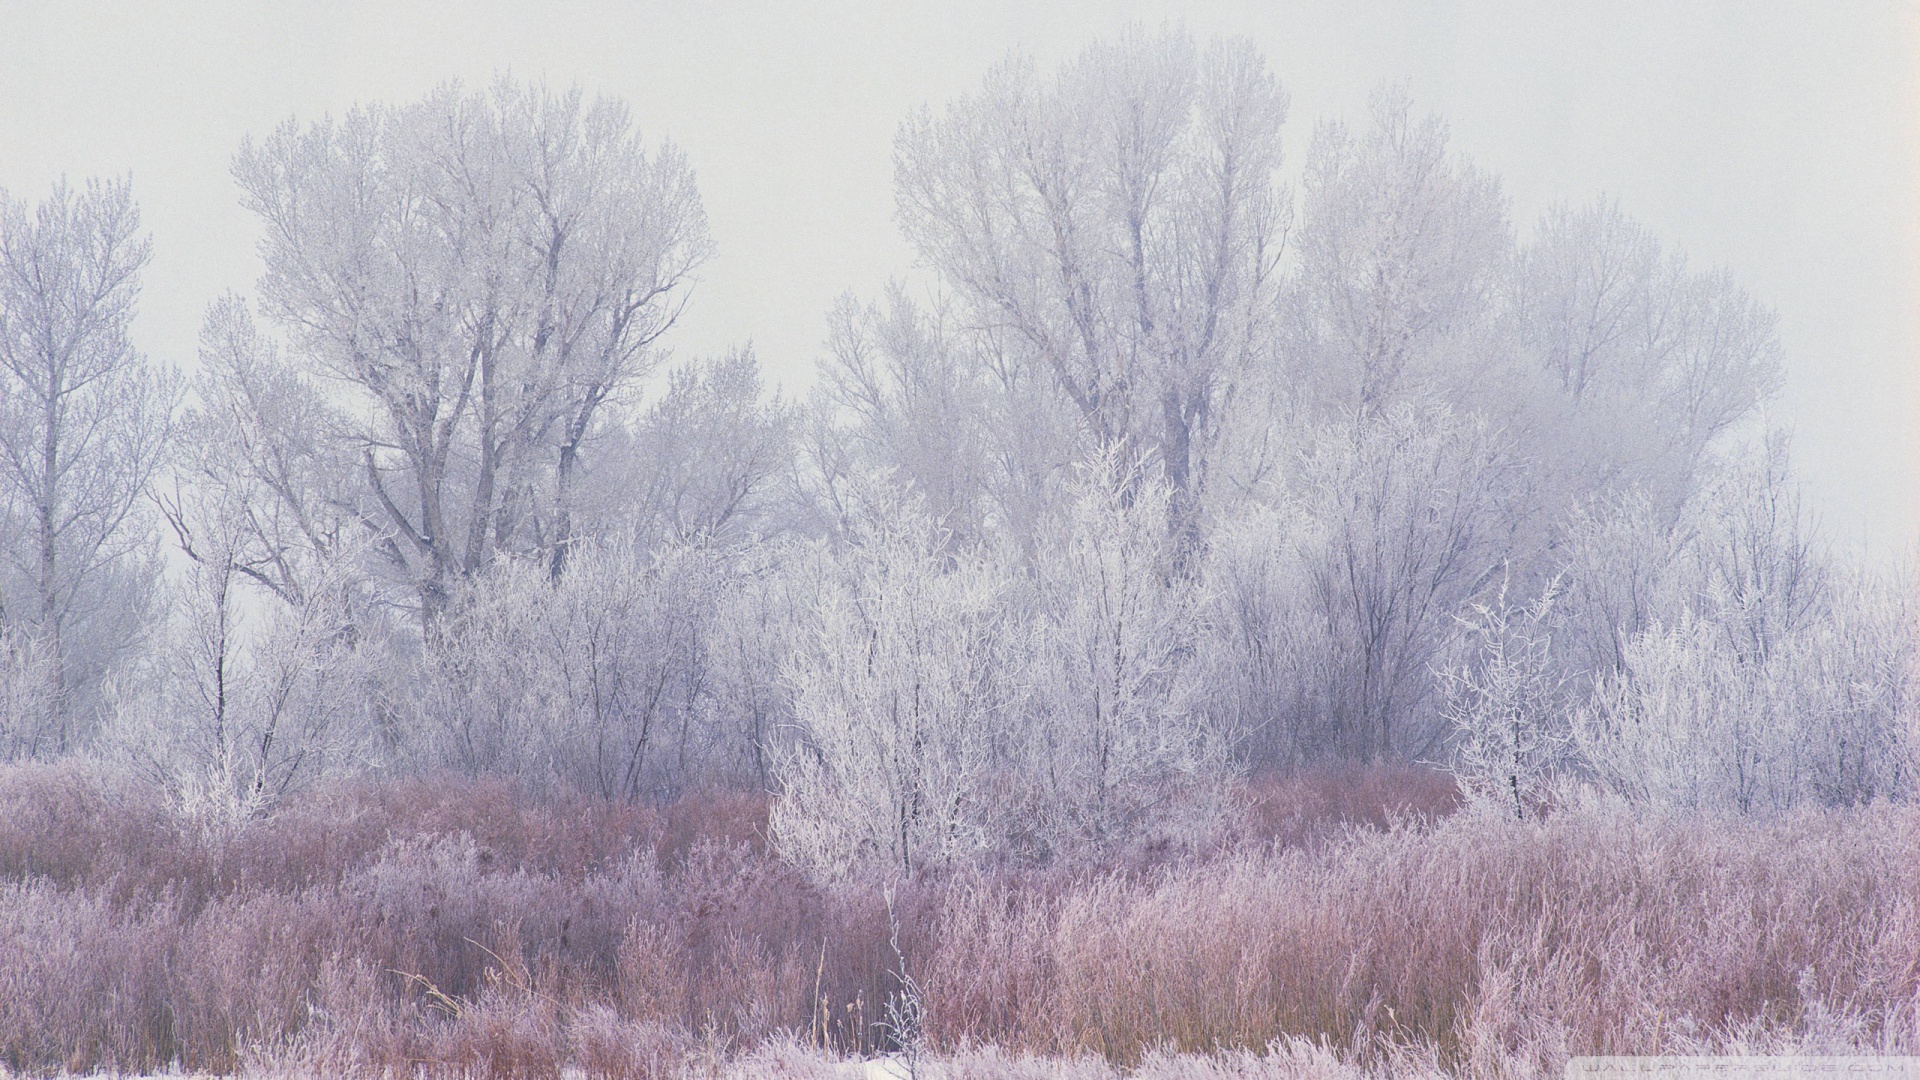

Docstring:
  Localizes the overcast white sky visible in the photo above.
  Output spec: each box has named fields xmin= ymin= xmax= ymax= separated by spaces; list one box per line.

xmin=2 ymin=0 xmax=1914 ymax=556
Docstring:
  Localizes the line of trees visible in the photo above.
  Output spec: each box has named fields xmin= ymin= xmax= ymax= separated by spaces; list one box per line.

xmin=1 ymin=38 xmax=1912 ymax=875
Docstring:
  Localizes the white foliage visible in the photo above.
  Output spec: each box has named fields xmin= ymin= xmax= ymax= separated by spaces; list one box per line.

xmin=1024 ymin=453 xmax=1222 ymax=846
xmin=1575 ymin=567 xmax=1918 ymax=814
xmin=0 ymin=624 xmax=58 ymax=760
xmin=410 ymin=539 xmax=725 ymax=799
xmin=1783 ymin=564 xmax=1918 ymax=803
xmin=1442 ymin=579 xmax=1568 ymax=820
xmin=772 ymin=482 xmax=1020 ymax=880
xmin=170 ymin=296 xmax=363 ymax=612
xmin=587 ymin=348 xmax=795 ymax=551
xmin=1575 ymin=616 xmax=1785 ymax=813
xmin=1552 ymin=434 xmax=1908 ymax=812
xmin=114 ymin=518 xmax=373 ymax=822
xmin=0 ymin=177 xmax=173 ymax=746
xmin=1552 ymin=489 xmax=1692 ymax=682
xmin=3 ymin=36 xmax=1905 ymax=851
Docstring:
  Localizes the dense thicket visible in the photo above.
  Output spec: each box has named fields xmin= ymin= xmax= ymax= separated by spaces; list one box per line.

xmin=0 ymin=765 xmax=1912 ymax=1077
xmin=0 ymin=36 xmax=1912 ymax=882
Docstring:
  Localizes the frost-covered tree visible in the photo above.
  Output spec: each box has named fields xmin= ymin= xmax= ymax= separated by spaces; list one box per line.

xmin=598 ymin=348 xmax=794 ymax=550
xmin=895 ymin=28 xmax=1289 ymax=541
xmin=1552 ymin=432 xmax=1817 ymax=687
xmin=1551 ymin=489 xmax=1691 ymax=684
xmin=1575 ymin=615 xmax=1776 ymax=812
xmin=0 ymin=178 xmax=172 ymax=752
xmin=816 ymin=285 xmax=1077 ymax=556
xmin=233 ymin=78 xmax=711 ymax=618
xmin=820 ymin=289 xmax=999 ymax=547
xmin=408 ymin=539 xmax=727 ymax=798
xmin=1574 ymin=582 xmax=1914 ymax=815
xmin=1282 ymin=88 xmax=1509 ymax=416
xmin=1197 ymin=405 xmax=1527 ymax=769
xmin=166 ymin=297 xmax=362 ymax=614
xmin=1442 ymin=578 xmax=1568 ymax=820
xmin=772 ymin=482 xmax=1021 ymax=880
xmin=122 ymin=496 xmax=373 ymax=820
xmin=1197 ymin=501 xmax=1320 ymax=767
xmin=1023 ymin=452 xmax=1221 ymax=847
xmin=1513 ymin=198 xmax=1784 ymax=512
xmin=704 ymin=548 xmax=804 ymax=791
xmin=1689 ymin=432 xmax=1823 ymax=668
xmin=1290 ymin=405 xmax=1526 ymax=761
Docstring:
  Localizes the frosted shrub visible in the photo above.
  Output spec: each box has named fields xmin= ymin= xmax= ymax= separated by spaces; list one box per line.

xmin=1442 ymin=579 xmax=1568 ymax=820
xmin=1783 ymin=563 xmax=1917 ymax=803
xmin=112 ymin=521 xmax=375 ymax=823
xmin=772 ymin=482 xmax=1022 ymax=880
xmin=1198 ymin=504 xmax=1322 ymax=769
xmin=0 ymin=624 xmax=58 ymax=760
xmin=1741 ymin=565 xmax=1913 ymax=808
xmin=411 ymin=539 xmax=729 ymax=799
xmin=1024 ymin=455 xmax=1224 ymax=849
xmin=1563 ymin=438 xmax=1912 ymax=812
xmin=1286 ymin=404 xmax=1523 ymax=762
xmin=1574 ymin=582 xmax=1915 ymax=814
xmin=1577 ymin=617 xmax=1782 ymax=812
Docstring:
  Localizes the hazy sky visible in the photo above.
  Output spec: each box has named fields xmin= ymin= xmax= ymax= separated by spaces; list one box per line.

xmin=2 ymin=0 xmax=1914 ymax=556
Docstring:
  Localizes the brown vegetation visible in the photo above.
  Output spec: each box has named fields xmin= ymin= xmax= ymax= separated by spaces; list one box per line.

xmin=0 ymin=762 xmax=1912 ymax=1078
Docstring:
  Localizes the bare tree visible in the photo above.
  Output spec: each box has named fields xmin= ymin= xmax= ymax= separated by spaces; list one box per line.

xmin=704 ymin=547 xmax=804 ymax=792
xmin=1197 ymin=500 xmax=1320 ymax=768
xmin=895 ymin=28 xmax=1289 ymax=543
xmin=233 ymin=78 xmax=712 ymax=620
xmin=821 ymin=289 xmax=998 ymax=546
xmin=167 ymin=296 xmax=361 ymax=613
xmin=610 ymin=348 xmax=794 ymax=549
xmin=1552 ymin=488 xmax=1693 ymax=683
xmin=0 ymin=177 xmax=172 ymax=751
xmin=124 ymin=492 xmax=372 ymax=820
xmin=1790 ymin=560 xmax=1918 ymax=805
xmin=1512 ymin=197 xmax=1784 ymax=512
xmin=817 ymin=286 xmax=1081 ymax=556
xmin=1553 ymin=430 xmax=1818 ymax=688
xmin=1282 ymin=88 xmax=1510 ymax=416
xmin=1290 ymin=405 xmax=1526 ymax=762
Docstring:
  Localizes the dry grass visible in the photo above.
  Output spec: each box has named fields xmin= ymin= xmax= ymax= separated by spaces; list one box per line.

xmin=0 ymin=761 xmax=1913 ymax=1078
xmin=919 ymin=799 xmax=1920 ymax=1072
xmin=1237 ymin=764 xmax=1463 ymax=848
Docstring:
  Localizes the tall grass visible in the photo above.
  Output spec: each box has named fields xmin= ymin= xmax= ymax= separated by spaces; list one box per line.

xmin=0 ymin=762 xmax=1911 ymax=1077
xmin=920 ymin=799 xmax=1919 ymax=1071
